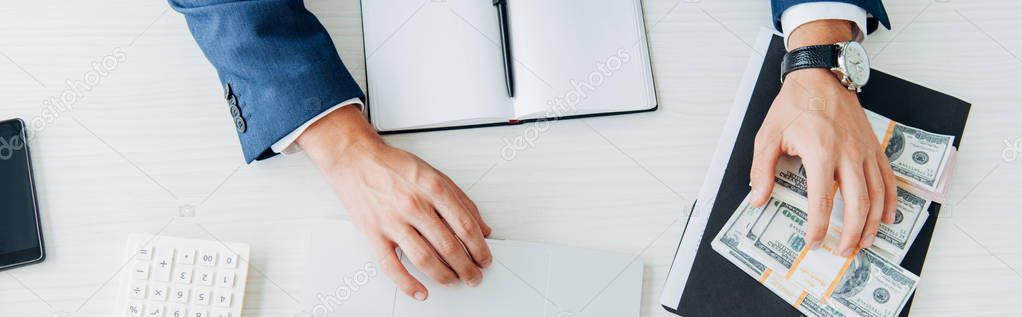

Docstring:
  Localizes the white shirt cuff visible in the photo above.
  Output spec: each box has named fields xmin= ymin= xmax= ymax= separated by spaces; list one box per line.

xmin=781 ymin=2 xmax=869 ymax=49
xmin=270 ymin=98 xmax=364 ymax=155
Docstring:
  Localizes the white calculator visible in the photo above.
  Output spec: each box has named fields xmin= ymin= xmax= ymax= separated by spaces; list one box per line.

xmin=115 ymin=235 xmax=250 ymax=317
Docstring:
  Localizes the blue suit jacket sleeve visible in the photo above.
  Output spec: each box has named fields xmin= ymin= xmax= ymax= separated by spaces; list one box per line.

xmin=170 ymin=0 xmax=365 ymax=163
xmin=770 ymin=0 xmax=891 ymax=34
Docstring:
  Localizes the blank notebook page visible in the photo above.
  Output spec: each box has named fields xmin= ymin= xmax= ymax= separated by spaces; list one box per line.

xmin=507 ymin=0 xmax=655 ymax=119
xmin=363 ymin=0 xmax=513 ymax=131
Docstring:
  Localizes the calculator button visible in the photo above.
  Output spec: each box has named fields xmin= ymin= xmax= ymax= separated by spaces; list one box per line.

xmin=220 ymin=253 xmax=238 ymax=269
xmin=133 ymin=263 xmax=151 ymax=280
xmin=194 ymin=288 xmax=212 ymax=305
xmin=199 ymin=250 xmax=218 ymax=267
xmin=153 ymin=248 xmax=175 ymax=282
xmin=178 ymin=249 xmax=196 ymax=265
xmin=213 ymin=290 xmax=232 ymax=307
xmin=137 ymin=246 xmax=154 ymax=260
xmin=191 ymin=309 xmax=208 ymax=317
xmin=127 ymin=302 xmax=144 ymax=317
xmin=196 ymin=269 xmax=215 ymax=286
xmin=174 ymin=268 xmax=193 ymax=284
xmin=146 ymin=304 xmax=165 ymax=317
xmin=151 ymin=286 xmax=168 ymax=301
xmin=211 ymin=309 xmax=229 ymax=317
xmin=216 ymin=271 xmax=235 ymax=288
xmin=129 ymin=283 xmax=147 ymax=299
xmin=171 ymin=287 xmax=190 ymax=303
xmin=169 ymin=306 xmax=187 ymax=317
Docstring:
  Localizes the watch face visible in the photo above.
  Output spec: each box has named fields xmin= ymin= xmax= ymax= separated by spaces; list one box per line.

xmin=839 ymin=41 xmax=870 ymax=87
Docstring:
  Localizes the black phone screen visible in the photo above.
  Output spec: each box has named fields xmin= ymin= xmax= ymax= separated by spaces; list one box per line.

xmin=0 ymin=119 xmax=44 ymax=268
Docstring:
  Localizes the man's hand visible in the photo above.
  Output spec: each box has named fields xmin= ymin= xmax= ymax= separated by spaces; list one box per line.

xmin=750 ymin=20 xmax=897 ymax=258
xmin=297 ymin=106 xmax=493 ymax=301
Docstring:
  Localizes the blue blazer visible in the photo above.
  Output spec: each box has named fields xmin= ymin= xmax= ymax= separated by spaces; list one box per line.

xmin=170 ymin=0 xmax=888 ymax=163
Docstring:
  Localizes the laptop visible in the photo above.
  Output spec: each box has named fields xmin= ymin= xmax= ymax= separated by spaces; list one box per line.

xmin=297 ymin=220 xmax=644 ymax=317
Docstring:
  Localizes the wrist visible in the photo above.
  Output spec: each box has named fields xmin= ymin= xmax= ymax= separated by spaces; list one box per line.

xmin=785 ymin=68 xmax=856 ymax=95
xmin=296 ymin=105 xmax=383 ymax=167
xmin=788 ymin=19 xmax=856 ymax=50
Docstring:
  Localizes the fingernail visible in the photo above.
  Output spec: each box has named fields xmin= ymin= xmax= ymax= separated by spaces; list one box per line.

xmin=481 ymin=258 xmax=492 ymax=269
xmin=751 ymin=189 xmax=762 ymax=199
xmin=467 ymin=275 xmax=482 ymax=287
xmin=861 ymin=235 xmax=875 ymax=247
xmin=840 ymin=247 xmax=854 ymax=258
xmin=414 ymin=291 xmax=427 ymax=301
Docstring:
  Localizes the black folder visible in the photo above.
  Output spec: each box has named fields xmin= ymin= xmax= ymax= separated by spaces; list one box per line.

xmin=666 ymin=35 xmax=971 ymax=317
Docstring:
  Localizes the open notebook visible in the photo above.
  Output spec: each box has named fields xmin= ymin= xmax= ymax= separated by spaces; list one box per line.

xmin=361 ymin=0 xmax=657 ymax=132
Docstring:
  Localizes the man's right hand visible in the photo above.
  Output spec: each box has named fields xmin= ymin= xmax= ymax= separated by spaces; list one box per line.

xmin=296 ymin=106 xmax=493 ymax=301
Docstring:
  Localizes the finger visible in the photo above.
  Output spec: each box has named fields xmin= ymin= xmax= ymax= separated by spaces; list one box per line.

xmin=428 ymin=175 xmax=493 ymax=270
xmin=391 ymin=225 xmax=459 ymax=286
xmin=750 ymin=130 xmax=782 ymax=207
xmin=859 ymin=157 xmax=885 ymax=248
xmin=836 ymin=159 xmax=869 ymax=257
xmin=440 ymin=173 xmax=492 ymax=237
xmin=876 ymin=151 xmax=899 ymax=224
xmin=368 ymin=236 xmax=428 ymax=301
xmin=413 ymin=212 xmax=484 ymax=287
xmin=803 ymin=158 xmax=836 ymax=250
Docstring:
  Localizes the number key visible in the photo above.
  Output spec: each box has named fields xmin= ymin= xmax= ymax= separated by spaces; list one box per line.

xmin=174 ymin=268 xmax=193 ymax=284
xmin=194 ymin=288 xmax=212 ymax=306
xmin=171 ymin=287 xmax=190 ymax=303
xmin=220 ymin=253 xmax=237 ymax=269
xmin=199 ymin=250 xmax=217 ymax=267
xmin=196 ymin=269 xmax=215 ymax=286
xmin=169 ymin=306 xmax=187 ymax=317
xmin=213 ymin=290 xmax=232 ymax=307
xmin=216 ymin=271 xmax=235 ymax=288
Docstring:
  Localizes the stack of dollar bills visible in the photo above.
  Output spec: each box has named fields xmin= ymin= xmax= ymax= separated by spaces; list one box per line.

xmin=711 ymin=109 xmax=957 ymax=317
xmin=864 ymin=110 xmax=957 ymax=203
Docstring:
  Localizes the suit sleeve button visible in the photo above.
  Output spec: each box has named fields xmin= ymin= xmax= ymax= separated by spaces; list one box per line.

xmin=234 ymin=116 xmax=247 ymax=133
xmin=224 ymin=83 xmax=233 ymax=100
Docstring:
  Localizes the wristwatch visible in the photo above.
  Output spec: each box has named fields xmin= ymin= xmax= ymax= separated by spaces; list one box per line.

xmin=780 ymin=41 xmax=870 ymax=92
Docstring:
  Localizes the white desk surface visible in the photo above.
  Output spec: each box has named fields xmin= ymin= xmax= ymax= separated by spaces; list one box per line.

xmin=1 ymin=0 xmax=1020 ymax=316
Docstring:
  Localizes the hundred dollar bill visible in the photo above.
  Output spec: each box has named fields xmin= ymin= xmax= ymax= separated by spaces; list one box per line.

xmin=865 ymin=188 xmax=929 ymax=260
xmin=774 ymin=154 xmax=808 ymax=197
xmin=735 ymin=190 xmax=921 ymax=304
xmin=712 ymin=195 xmax=772 ymax=278
xmin=763 ymin=273 xmax=848 ymax=317
xmin=712 ymin=195 xmax=848 ymax=317
xmin=864 ymin=110 xmax=955 ymax=192
xmin=829 ymin=187 xmax=931 ymax=263
xmin=739 ymin=192 xmax=809 ymax=274
xmin=830 ymin=248 xmax=919 ymax=317
xmin=735 ymin=191 xmax=853 ymax=300
xmin=774 ymin=154 xmax=932 ymax=260
xmin=899 ymin=148 xmax=956 ymax=203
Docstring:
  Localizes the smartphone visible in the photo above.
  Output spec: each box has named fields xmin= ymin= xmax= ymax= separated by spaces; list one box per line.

xmin=0 ymin=118 xmax=45 ymax=271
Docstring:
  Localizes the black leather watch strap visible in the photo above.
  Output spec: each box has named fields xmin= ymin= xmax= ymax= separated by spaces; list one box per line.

xmin=781 ymin=44 xmax=839 ymax=82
